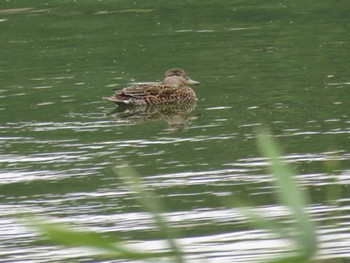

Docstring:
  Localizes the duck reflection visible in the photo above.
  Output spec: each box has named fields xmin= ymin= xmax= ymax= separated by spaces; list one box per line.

xmin=106 ymin=102 xmax=199 ymax=131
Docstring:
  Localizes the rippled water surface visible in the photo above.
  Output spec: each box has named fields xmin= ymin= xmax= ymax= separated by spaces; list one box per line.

xmin=1 ymin=1 xmax=350 ymax=262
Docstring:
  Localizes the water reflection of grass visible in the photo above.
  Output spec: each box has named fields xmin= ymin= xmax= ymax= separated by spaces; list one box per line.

xmin=27 ymin=129 xmax=318 ymax=262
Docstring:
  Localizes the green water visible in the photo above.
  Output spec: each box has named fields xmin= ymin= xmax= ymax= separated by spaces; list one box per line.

xmin=1 ymin=1 xmax=349 ymax=262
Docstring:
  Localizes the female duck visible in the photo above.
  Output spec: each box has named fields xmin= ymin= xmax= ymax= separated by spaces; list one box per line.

xmin=104 ymin=68 xmax=199 ymax=106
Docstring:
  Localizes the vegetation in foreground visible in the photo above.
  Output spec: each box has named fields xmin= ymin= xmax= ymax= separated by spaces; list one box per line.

xmin=25 ymin=129 xmax=318 ymax=262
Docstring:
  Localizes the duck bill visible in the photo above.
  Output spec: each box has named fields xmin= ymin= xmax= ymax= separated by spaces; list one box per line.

xmin=185 ymin=78 xmax=200 ymax=85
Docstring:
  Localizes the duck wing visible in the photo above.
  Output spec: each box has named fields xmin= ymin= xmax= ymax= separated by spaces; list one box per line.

xmin=116 ymin=84 xmax=171 ymax=98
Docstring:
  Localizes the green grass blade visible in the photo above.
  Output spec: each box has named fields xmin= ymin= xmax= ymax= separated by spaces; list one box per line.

xmin=116 ymin=164 xmax=184 ymax=263
xmin=265 ymin=256 xmax=310 ymax=263
xmin=256 ymin=128 xmax=318 ymax=260
xmin=28 ymin=219 xmax=169 ymax=259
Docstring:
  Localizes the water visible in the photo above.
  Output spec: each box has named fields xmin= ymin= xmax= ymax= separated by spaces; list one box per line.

xmin=1 ymin=1 xmax=350 ymax=262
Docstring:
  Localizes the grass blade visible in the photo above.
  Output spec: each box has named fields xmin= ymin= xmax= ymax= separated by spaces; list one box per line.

xmin=116 ymin=164 xmax=184 ymax=263
xmin=28 ymin=218 xmax=168 ymax=260
xmin=256 ymin=128 xmax=318 ymax=260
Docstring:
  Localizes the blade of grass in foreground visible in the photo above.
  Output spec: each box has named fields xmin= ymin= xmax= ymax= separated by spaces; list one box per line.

xmin=27 ymin=218 xmax=169 ymax=260
xmin=256 ymin=128 xmax=318 ymax=262
xmin=22 ymin=164 xmax=183 ymax=262
xmin=116 ymin=164 xmax=184 ymax=263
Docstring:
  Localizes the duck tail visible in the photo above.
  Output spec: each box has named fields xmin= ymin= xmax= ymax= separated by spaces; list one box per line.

xmin=103 ymin=96 xmax=121 ymax=102
xmin=103 ymin=96 xmax=132 ymax=105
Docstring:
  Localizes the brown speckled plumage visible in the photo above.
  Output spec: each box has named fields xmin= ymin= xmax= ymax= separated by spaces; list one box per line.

xmin=103 ymin=68 xmax=199 ymax=106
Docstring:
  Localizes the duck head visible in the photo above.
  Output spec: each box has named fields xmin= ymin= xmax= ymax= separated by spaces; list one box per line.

xmin=163 ymin=68 xmax=200 ymax=87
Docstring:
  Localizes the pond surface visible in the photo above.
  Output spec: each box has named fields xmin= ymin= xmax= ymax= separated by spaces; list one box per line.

xmin=1 ymin=1 xmax=350 ymax=262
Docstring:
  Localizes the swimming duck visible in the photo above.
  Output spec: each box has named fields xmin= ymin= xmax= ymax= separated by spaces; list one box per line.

xmin=103 ymin=68 xmax=200 ymax=106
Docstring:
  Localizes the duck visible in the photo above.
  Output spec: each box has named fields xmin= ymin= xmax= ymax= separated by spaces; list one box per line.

xmin=103 ymin=68 xmax=200 ymax=106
